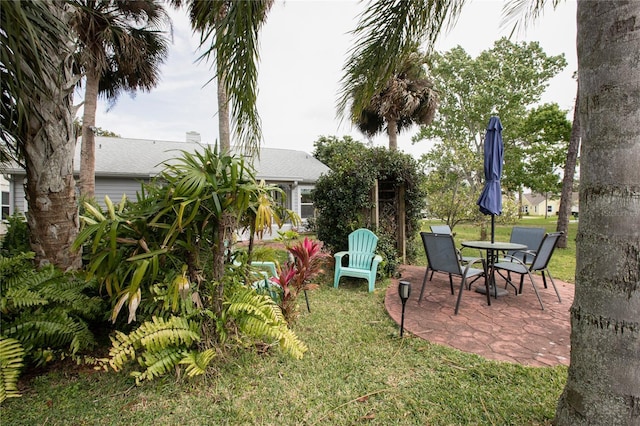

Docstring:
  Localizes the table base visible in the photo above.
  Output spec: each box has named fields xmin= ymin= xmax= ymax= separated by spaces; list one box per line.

xmin=474 ymin=285 xmax=509 ymax=297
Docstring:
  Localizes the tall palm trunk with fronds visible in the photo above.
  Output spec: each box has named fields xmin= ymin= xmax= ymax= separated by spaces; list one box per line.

xmin=23 ymin=2 xmax=81 ymax=270
xmin=73 ymin=0 xmax=170 ymax=200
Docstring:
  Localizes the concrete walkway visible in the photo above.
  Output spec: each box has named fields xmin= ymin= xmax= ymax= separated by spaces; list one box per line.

xmin=385 ymin=264 xmax=573 ymax=367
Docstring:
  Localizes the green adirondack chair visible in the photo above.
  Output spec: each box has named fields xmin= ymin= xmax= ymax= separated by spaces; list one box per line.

xmin=333 ymin=228 xmax=382 ymax=292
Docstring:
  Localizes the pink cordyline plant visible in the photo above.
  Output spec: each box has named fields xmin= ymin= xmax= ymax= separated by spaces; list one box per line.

xmin=272 ymin=237 xmax=329 ymax=322
xmin=288 ymin=237 xmax=323 ymax=282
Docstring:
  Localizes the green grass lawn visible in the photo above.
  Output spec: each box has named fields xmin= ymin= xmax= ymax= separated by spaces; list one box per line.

xmin=419 ymin=218 xmax=577 ymax=283
xmin=2 ymin=281 xmax=568 ymax=425
xmin=2 ymin=218 xmax=574 ymax=425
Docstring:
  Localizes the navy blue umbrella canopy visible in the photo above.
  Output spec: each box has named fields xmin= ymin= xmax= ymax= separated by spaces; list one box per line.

xmin=477 ymin=116 xmax=504 ymax=242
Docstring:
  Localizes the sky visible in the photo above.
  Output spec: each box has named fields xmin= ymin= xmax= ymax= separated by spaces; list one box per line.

xmin=88 ymin=0 xmax=578 ymax=159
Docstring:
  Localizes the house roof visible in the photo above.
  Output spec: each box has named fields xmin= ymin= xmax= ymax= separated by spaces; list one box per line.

xmin=89 ymin=137 xmax=191 ymax=178
xmin=523 ymin=193 xmax=548 ymax=206
xmin=5 ymin=136 xmax=330 ymax=183
xmin=246 ymin=147 xmax=329 ymax=182
xmin=523 ymin=192 xmax=579 ymax=207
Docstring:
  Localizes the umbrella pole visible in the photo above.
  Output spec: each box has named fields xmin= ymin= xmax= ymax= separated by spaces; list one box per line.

xmin=491 ymin=215 xmax=495 ymax=243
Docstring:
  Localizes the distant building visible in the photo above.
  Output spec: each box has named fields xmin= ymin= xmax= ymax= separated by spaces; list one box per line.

xmin=521 ymin=192 xmax=579 ymax=217
xmin=2 ymin=133 xmax=330 ymax=238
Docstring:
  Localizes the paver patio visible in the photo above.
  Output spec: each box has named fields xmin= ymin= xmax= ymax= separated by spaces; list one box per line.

xmin=385 ymin=264 xmax=573 ymax=367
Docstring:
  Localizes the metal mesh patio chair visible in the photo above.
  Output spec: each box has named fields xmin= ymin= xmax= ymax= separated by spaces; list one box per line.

xmin=419 ymin=232 xmax=487 ymax=315
xmin=503 ymin=226 xmax=546 ymax=264
xmin=428 ymin=224 xmax=479 ymax=279
xmin=494 ymin=232 xmax=564 ymax=310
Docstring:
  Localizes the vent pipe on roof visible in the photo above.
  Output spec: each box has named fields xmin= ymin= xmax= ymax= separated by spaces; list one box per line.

xmin=186 ymin=131 xmax=201 ymax=143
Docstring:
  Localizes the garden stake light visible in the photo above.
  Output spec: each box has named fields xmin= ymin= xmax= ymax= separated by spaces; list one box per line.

xmin=398 ymin=280 xmax=411 ymax=337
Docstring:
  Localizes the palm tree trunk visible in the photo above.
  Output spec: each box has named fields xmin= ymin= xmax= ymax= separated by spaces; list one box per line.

xmin=79 ymin=68 xmax=100 ymax=199
xmin=556 ymin=91 xmax=580 ymax=248
xmin=23 ymin=1 xmax=81 ymax=270
xmin=387 ymin=118 xmax=398 ymax=151
xmin=218 ymin=70 xmax=231 ymax=152
xmin=555 ymin=1 xmax=640 ymax=424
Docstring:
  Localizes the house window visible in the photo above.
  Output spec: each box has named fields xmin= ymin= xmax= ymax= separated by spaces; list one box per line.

xmin=1 ymin=191 xmax=9 ymax=220
xmin=300 ymin=188 xmax=315 ymax=219
xmin=547 ymin=205 xmax=553 ymax=213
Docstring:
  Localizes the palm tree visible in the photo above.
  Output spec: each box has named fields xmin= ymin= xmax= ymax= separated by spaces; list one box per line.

xmin=351 ymin=48 xmax=438 ymax=150
xmin=337 ymin=0 xmax=465 ymax=143
xmin=1 ymin=1 xmax=82 ymax=270
xmin=72 ymin=0 xmax=171 ymax=199
xmin=171 ymin=0 xmax=274 ymax=156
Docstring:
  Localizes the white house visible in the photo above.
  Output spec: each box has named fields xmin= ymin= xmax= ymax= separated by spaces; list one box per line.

xmin=2 ymin=134 xmax=330 ymax=238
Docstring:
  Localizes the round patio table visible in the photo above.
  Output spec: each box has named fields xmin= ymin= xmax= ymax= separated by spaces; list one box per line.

xmin=461 ymin=241 xmax=527 ymax=298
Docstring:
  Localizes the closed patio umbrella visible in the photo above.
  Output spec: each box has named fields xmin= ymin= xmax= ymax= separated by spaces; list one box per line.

xmin=477 ymin=116 xmax=504 ymax=243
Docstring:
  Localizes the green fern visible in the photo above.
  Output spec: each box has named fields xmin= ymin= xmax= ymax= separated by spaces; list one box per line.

xmin=130 ymin=347 xmax=187 ymax=385
xmin=0 ymin=254 xmax=103 ymax=369
xmin=0 ymin=253 xmax=47 ymax=312
xmin=225 ymin=287 xmax=308 ymax=359
xmin=0 ymin=337 xmax=25 ymax=404
xmin=179 ymin=349 xmax=216 ymax=378
xmin=7 ymin=311 xmax=96 ymax=364
xmin=107 ymin=316 xmax=200 ymax=377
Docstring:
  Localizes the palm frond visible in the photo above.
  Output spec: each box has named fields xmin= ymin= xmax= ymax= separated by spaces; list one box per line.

xmin=72 ymin=0 xmax=172 ymax=103
xmin=338 ymin=0 xmax=464 ymax=121
xmin=187 ymin=0 xmax=274 ymax=155
xmin=500 ymin=0 xmax=560 ymax=37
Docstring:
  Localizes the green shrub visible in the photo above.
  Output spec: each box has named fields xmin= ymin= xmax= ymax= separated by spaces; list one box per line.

xmin=376 ymin=231 xmax=402 ymax=277
xmin=0 ymin=213 xmax=30 ymax=257
xmin=0 ymin=252 xmax=105 ymax=401
xmin=312 ymin=138 xmax=426 ymax=271
xmin=73 ymin=147 xmax=307 ymax=384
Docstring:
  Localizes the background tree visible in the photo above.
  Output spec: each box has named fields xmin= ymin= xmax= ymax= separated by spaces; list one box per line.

xmin=350 ymin=48 xmax=439 ymax=151
xmin=338 ymin=0 xmax=465 ymax=134
xmin=556 ymin=91 xmax=580 ymax=248
xmin=415 ymin=39 xmax=566 ymax=227
xmin=516 ymin=103 xmax=571 ymax=219
xmin=0 ymin=1 xmax=81 ymax=270
xmin=73 ymin=119 xmax=121 ymax=138
xmin=73 ymin=0 xmax=171 ymax=199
